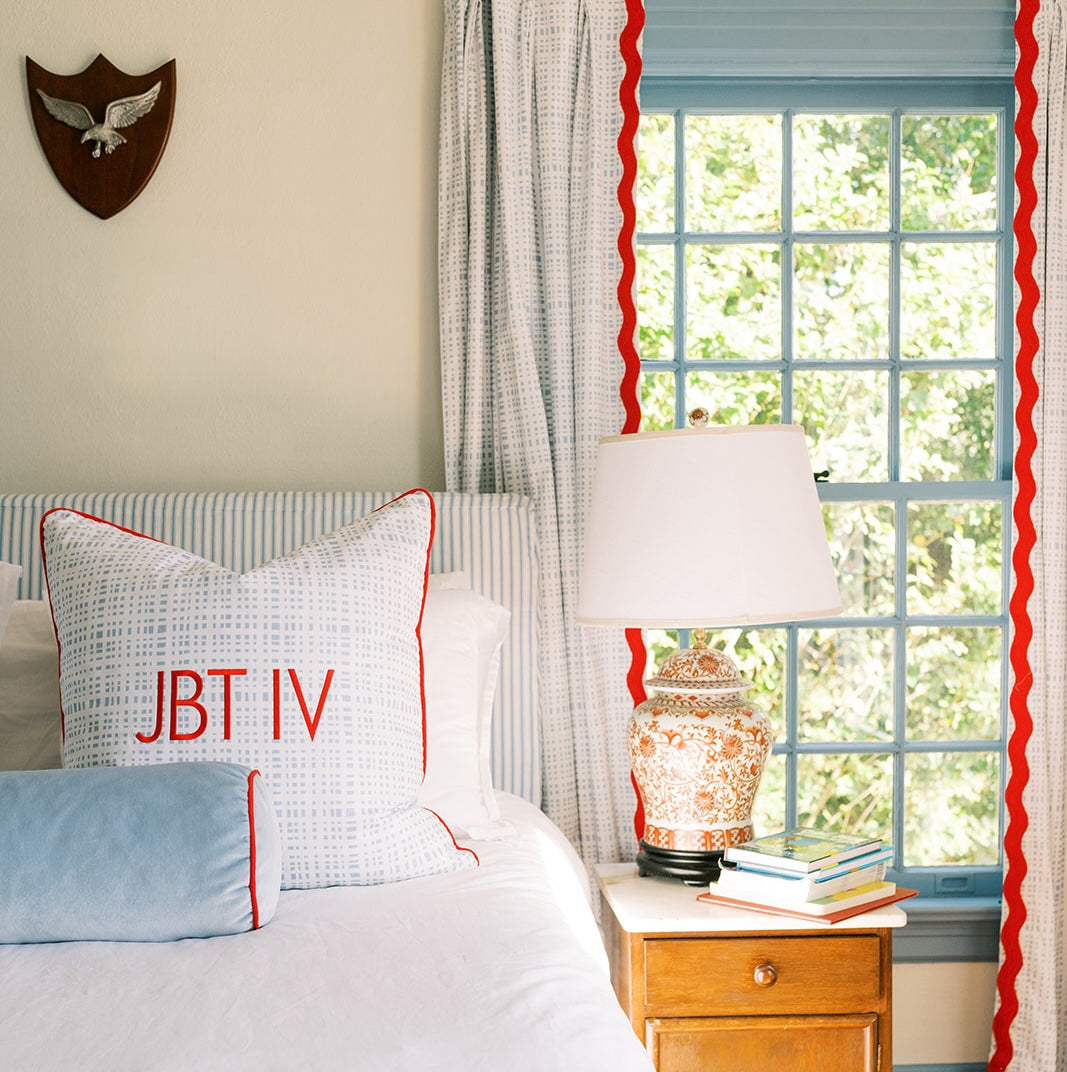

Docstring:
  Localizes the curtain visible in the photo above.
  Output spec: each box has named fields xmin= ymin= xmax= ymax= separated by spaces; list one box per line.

xmin=990 ymin=2 xmax=1067 ymax=1068
xmin=438 ymin=0 xmax=644 ymax=864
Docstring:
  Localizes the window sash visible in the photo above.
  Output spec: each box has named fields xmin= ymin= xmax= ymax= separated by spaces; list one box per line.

xmin=635 ymin=78 xmax=1014 ymax=899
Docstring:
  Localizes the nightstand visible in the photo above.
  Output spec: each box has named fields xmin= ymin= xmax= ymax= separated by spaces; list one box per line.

xmin=596 ymin=863 xmax=908 ymax=1072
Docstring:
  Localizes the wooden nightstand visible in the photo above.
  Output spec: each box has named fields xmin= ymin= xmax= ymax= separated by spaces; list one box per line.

xmin=596 ymin=863 xmax=908 ymax=1072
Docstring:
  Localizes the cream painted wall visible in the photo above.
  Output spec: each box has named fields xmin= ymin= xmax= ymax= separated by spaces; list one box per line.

xmin=894 ymin=961 xmax=998 ymax=1066
xmin=1 ymin=2 xmax=1000 ymax=1065
xmin=1 ymin=0 xmax=445 ymax=492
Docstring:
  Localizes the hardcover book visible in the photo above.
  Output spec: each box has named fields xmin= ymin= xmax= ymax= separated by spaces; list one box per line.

xmin=723 ymin=826 xmax=882 ymax=874
xmin=716 ymin=847 xmax=893 ymax=902
xmin=697 ymin=883 xmax=918 ymax=925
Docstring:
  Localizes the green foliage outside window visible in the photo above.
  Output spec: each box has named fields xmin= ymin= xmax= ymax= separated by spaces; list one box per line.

xmin=635 ymin=106 xmax=1007 ymax=877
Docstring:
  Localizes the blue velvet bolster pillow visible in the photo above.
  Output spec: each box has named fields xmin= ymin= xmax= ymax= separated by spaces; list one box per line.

xmin=0 ymin=762 xmax=282 ymax=944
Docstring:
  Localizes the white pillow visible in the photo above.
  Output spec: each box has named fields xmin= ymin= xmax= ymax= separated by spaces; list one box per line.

xmin=419 ymin=574 xmax=510 ymax=836
xmin=41 ymin=492 xmax=477 ymax=890
xmin=0 ymin=562 xmax=20 ymax=647
xmin=0 ymin=601 xmax=62 ymax=772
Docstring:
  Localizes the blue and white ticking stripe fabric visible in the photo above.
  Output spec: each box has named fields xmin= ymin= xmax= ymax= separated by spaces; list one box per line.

xmin=0 ymin=491 xmax=540 ymax=809
xmin=439 ymin=0 xmax=639 ymax=864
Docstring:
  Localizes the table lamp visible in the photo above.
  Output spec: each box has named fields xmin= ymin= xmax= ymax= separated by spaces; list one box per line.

xmin=577 ymin=422 xmax=842 ymax=885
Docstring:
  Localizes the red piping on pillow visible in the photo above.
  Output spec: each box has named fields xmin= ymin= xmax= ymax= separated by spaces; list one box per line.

xmin=419 ymin=492 xmax=435 ymax=777
xmin=393 ymin=491 xmax=478 ymax=867
xmin=372 ymin=490 xmax=436 ymax=777
xmin=424 ymin=807 xmax=479 ymax=867
xmin=39 ymin=507 xmax=173 ymax=743
xmin=989 ymin=3 xmax=1038 ymax=1067
xmin=247 ymin=769 xmax=262 ymax=930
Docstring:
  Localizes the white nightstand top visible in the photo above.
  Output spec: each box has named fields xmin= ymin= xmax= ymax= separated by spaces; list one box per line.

xmin=595 ymin=862 xmax=910 ymax=934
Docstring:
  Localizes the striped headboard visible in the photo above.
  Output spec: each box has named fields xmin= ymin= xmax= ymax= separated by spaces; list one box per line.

xmin=0 ymin=491 xmax=541 ymax=806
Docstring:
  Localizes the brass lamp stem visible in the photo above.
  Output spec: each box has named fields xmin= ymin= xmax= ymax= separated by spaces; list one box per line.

xmin=691 ymin=627 xmax=708 ymax=650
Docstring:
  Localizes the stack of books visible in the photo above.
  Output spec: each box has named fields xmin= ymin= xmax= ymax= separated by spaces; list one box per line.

xmin=697 ymin=827 xmax=917 ymax=924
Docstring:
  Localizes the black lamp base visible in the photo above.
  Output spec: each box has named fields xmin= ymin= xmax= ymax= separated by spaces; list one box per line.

xmin=636 ymin=842 xmax=724 ymax=887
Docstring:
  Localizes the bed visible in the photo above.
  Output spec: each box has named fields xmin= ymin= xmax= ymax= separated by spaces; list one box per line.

xmin=0 ymin=490 xmax=652 ymax=1072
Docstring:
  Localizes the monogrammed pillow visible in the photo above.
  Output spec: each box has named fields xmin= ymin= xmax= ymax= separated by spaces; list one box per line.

xmin=41 ymin=491 xmax=477 ymax=890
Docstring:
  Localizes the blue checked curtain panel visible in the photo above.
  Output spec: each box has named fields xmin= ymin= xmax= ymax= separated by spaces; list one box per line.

xmin=438 ymin=0 xmax=640 ymax=865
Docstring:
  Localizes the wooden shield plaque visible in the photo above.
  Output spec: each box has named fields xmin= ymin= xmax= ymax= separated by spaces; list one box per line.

xmin=26 ymin=54 xmax=176 ymax=219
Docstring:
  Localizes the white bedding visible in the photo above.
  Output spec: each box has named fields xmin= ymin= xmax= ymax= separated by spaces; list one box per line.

xmin=0 ymin=793 xmax=652 ymax=1072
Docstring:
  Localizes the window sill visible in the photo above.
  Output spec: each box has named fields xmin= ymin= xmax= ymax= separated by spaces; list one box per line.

xmin=892 ymin=896 xmax=1001 ymax=962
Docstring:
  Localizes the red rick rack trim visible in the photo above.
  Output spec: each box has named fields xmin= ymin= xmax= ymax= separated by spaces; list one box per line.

xmin=617 ymin=0 xmax=647 ymax=842
xmin=617 ymin=0 xmax=644 ymax=441
xmin=990 ymin=2 xmax=1039 ymax=1068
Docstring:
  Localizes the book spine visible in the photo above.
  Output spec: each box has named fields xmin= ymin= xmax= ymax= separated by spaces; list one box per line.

xmin=723 ymin=849 xmax=814 ymax=873
xmin=808 ymin=880 xmax=894 ymax=910
xmin=710 ymin=879 xmax=896 ymax=916
xmin=801 ymin=862 xmax=889 ymax=899
xmin=725 ymin=840 xmax=884 ymax=874
xmin=729 ymin=848 xmax=893 ymax=883
xmin=718 ymin=861 xmax=888 ymax=903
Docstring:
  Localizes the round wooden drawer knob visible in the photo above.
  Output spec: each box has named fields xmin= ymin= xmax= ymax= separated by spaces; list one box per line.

xmin=753 ymin=963 xmax=778 ymax=987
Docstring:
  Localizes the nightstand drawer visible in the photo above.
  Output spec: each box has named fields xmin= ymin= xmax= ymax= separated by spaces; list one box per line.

xmin=647 ymin=1013 xmax=879 ymax=1072
xmin=643 ymin=934 xmax=882 ymax=1016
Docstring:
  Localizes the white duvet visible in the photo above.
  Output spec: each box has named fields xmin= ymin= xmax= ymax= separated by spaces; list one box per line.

xmin=0 ymin=794 xmax=651 ymax=1072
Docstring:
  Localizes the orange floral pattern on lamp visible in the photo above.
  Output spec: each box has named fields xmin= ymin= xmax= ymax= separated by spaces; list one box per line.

xmin=629 ymin=648 xmax=773 ymax=853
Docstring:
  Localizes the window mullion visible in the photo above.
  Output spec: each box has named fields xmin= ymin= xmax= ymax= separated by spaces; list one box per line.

xmin=674 ymin=108 xmax=687 ymax=429
xmin=888 ymin=110 xmax=908 ymax=869
xmin=889 ymin=108 xmax=903 ymax=482
xmin=782 ymin=109 xmax=795 ymax=424
xmin=781 ymin=109 xmax=798 ymax=829
xmin=892 ymin=491 xmax=909 ymax=871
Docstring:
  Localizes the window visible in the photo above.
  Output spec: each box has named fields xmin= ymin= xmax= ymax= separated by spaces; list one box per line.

xmin=635 ymin=79 xmax=1013 ymax=900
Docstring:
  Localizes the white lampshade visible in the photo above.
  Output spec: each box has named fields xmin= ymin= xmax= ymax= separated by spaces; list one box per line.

xmin=578 ymin=425 xmax=842 ymax=628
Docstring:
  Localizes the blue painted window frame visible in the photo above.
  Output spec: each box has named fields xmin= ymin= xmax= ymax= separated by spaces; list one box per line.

xmin=636 ymin=76 xmax=1014 ymax=956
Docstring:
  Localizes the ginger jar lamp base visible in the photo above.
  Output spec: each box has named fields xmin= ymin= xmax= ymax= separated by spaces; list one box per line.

xmin=629 ymin=639 xmax=773 ymax=886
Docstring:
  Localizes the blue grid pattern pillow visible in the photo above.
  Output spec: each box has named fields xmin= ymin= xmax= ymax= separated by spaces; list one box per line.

xmin=41 ymin=490 xmax=476 ymax=889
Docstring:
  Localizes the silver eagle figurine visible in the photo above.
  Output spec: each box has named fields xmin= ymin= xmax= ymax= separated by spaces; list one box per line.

xmin=35 ymin=81 xmax=161 ymax=158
